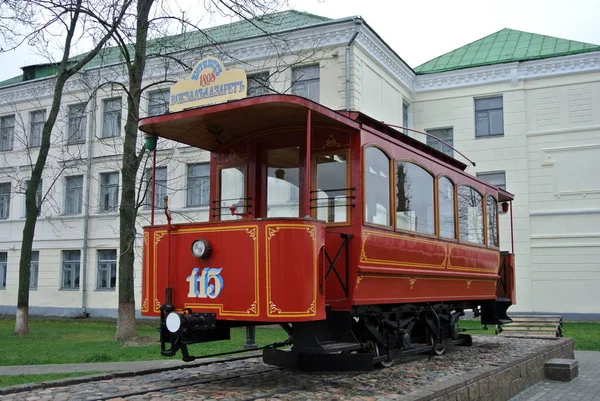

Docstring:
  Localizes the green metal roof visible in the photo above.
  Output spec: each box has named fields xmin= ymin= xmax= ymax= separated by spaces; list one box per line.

xmin=0 ymin=10 xmax=330 ymax=88
xmin=415 ymin=28 xmax=600 ymax=74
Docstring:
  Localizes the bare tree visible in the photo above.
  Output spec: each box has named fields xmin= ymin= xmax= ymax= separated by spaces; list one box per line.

xmin=0 ymin=0 xmax=131 ymax=335
xmin=108 ymin=0 xmax=293 ymax=341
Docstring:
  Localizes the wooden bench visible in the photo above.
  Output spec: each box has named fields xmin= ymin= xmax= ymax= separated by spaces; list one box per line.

xmin=496 ymin=315 xmax=563 ymax=338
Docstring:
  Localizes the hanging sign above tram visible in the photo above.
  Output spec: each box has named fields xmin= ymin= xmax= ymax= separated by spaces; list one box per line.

xmin=169 ymin=57 xmax=247 ymax=112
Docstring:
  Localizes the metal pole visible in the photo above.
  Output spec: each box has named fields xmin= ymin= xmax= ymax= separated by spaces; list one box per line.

xmin=243 ymin=326 xmax=258 ymax=349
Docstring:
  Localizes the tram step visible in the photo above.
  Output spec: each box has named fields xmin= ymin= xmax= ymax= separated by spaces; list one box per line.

xmin=302 ymin=341 xmax=362 ymax=354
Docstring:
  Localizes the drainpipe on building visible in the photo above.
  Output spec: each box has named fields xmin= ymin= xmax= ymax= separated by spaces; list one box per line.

xmin=345 ymin=22 xmax=361 ymax=111
xmin=80 ymin=92 xmax=96 ymax=317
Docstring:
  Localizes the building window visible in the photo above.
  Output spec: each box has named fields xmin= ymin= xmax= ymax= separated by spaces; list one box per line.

xmin=477 ymin=171 xmax=506 ymax=190
xmin=364 ymin=147 xmax=391 ymax=226
xmin=458 ymin=186 xmax=484 ymax=245
xmin=144 ymin=167 xmax=167 ymax=209
xmin=187 ymin=163 xmax=209 ymax=207
xmin=292 ymin=65 xmax=319 ymax=103
xmin=30 ymin=110 xmax=45 ymax=147
xmin=64 ymin=175 xmax=83 ymax=215
xmin=30 ymin=251 xmax=39 ymax=290
xmin=487 ymin=195 xmax=499 ymax=247
xmin=97 ymin=249 xmax=117 ymax=290
xmin=247 ymin=72 xmax=270 ymax=96
xmin=99 ymin=172 xmax=119 ymax=212
xmin=0 ymin=115 xmax=15 ymax=151
xmin=475 ymin=96 xmax=503 ymax=137
xmin=426 ymin=128 xmax=453 ymax=157
xmin=67 ymin=103 xmax=87 ymax=144
xmin=438 ymin=177 xmax=455 ymax=239
xmin=102 ymin=98 xmax=121 ymax=138
xmin=148 ymin=90 xmax=169 ymax=116
xmin=314 ymin=152 xmax=348 ymax=223
xmin=61 ymin=250 xmax=80 ymax=289
xmin=402 ymin=103 xmax=409 ymax=134
xmin=0 ymin=182 xmax=11 ymax=220
xmin=0 ymin=252 xmax=6 ymax=289
xmin=396 ymin=162 xmax=434 ymax=235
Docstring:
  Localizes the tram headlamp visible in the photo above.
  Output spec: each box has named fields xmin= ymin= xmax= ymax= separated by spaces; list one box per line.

xmin=165 ymin=312 xmax=183 ymax=333
xmin=191 ymin=239 xmax=211 ymax=259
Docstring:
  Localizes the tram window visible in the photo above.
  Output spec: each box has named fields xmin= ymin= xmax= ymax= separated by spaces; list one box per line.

xmin=396 ymin=162 xmax=434 ymax=235
xmin=267 ymin=147 xmax=300 ymax=218
xmin=458 ymin=186 xmax=484 ymax=244
xmin=219 ymin=166 xmax=246 ymax=221
xmin=314 ymin=152 xmax=348 ymax=223
xmin=364 ymin=147 xmax=391 ymax=226
xmin=486 ymin=195 xmax=499 ymax=247
xmin=438 ymin=177 xmax=456 ymax=238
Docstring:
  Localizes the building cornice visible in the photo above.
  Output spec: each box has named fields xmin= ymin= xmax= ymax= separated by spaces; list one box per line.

xmin=415 ymin=52 xmax=600 ymax=93
xmin=354 ymin=25 xmax=415 ymax=92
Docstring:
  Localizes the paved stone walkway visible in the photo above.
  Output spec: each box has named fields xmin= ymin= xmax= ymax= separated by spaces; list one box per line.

xmin=510 ymin=351 xmax=600 ymax=401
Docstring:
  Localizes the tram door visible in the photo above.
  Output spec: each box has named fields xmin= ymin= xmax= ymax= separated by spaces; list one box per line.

xmin=254 ymin=133 xmax=306 ymax=219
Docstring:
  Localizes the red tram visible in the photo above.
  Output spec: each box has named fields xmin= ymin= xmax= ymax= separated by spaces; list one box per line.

xmin=139 ymin=94 xmax=516 ymax=370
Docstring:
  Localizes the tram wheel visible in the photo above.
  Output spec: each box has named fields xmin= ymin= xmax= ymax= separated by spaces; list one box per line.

xmin=369 ymin=340 xmax=394 ymax=368
xmin=427 ymin=334 xmax=445 ymax=355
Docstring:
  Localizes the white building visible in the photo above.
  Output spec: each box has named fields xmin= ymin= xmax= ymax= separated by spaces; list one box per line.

xmin=0 ymin=11 xmax=598 ymax=318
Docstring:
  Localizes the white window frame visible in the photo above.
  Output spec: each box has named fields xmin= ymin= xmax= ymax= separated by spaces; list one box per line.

xmin=64 ymin=175 xmax=83 ymax=215
xmin=0 ymin=115 xmax=15 ymax=151
xmin=477 ymin=171 xmax=506 ymax=191
xmin=102 ymin=98 xmax=122 ymax=138
xmin=67 ymin=103 xmax=87 ymax=144
xmin=475 ymin=96 xmax=504 ymax=137
xmin=426 ymin=128 xmax=454 ymax=157
xmin=247 ymin=72 xmax=270 ymax=96
xmin=0 ymin=182 xmax=11 ymax=220
xmin=99 ymin=172 xmax=119 ymax=213
xmin=61 ymin=250 xmax=80 ymax=290
xmin=291 ymin=65 xmax=320 ymax=103
xmin=96 ymin=249 xmax=117 ymax=290
xmin=148 ymin=89 xmax=169 ymax=117
xmin=29 ymin=109 xmax=46 ymax=147
xmin=186 ymin=163 xmax=210 ymax=207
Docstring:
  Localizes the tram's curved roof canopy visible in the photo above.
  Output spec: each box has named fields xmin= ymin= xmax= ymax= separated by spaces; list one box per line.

xmin=139 ymin=94 xmax=358 ymax=151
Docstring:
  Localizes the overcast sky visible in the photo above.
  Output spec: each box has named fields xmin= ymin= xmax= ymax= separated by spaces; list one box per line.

xmin=1 ymin=0 xmax=599 ymax=82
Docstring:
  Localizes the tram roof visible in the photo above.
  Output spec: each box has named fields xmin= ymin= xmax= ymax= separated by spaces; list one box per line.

xmin=139 ymin=94 xmax=358 ymax=151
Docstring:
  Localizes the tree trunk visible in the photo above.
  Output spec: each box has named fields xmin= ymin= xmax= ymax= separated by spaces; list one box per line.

xmin=115 ymin=0 xmax=153 ymax=341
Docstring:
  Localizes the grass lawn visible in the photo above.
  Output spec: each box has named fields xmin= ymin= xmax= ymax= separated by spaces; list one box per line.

xmin=0 ymin=372 xmax=101 ymax=388
xmin=0 ymin=317 xmax=288 ymax=366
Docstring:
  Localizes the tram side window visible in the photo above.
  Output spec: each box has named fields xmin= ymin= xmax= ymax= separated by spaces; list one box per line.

xmin=458 ymin=186 xmax=484 ymax=244
xmin=396 ymin=162 xmax=434 ymax=234
xmin=364 ymin=147 xmax=391 ymax=226
xmin=220 ymin=166 xmax=246 ymax=221
xmin=267 ymin=147 xmax=300 ymax=218
xmin=438 ymin=177 xmax=456 ymax=238
xmin=486 ymin=195 xmax=499 ymax=247
xmin=314 ymin=152 xmax=348 ymax=223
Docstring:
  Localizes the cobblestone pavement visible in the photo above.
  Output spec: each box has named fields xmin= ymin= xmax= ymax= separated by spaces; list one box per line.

xmin=509 ymin=350 xmax=600 ymax=401
xmin=0 ymin=336 xmax=565 ymax=401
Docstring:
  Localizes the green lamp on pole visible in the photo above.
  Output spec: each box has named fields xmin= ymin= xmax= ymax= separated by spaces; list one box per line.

xmin=145 ymin=135 xmax=158 ymax=151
